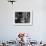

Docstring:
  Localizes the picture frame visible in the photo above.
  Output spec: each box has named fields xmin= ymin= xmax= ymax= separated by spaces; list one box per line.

xmin=14 ymin=11 xmax=33 ymax=26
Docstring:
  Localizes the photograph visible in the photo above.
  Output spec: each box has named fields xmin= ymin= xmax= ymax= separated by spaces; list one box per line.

xmin=15 ymin=11 xmax=32 ymax=26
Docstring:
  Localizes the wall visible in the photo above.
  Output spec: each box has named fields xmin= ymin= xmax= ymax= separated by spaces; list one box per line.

xmin=0 ymin=0 xmax=46 ymax=42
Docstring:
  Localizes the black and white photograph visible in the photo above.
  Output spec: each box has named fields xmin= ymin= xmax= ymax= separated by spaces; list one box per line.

xmin=15 ymin=11 xmax=32 ymax=26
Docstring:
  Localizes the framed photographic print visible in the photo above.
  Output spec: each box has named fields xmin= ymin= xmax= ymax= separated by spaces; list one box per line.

xmin=14 ymin=11 xmax=33 ymax=26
